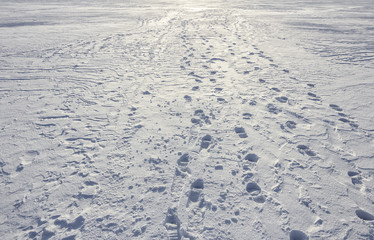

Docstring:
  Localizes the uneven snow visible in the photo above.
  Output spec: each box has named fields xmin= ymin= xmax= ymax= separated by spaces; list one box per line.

xmin=0 ymin=0 xmax=373 ymax=239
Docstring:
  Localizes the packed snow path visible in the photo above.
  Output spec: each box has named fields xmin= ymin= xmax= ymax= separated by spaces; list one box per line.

xmin=0 ymin=1 xmax=373 ymax=239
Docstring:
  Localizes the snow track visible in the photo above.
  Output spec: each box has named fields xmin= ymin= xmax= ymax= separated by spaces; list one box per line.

xmin=0 ymin=1 xmax=373 ymax=239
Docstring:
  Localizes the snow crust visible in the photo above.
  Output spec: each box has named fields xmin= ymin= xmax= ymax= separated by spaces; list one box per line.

xmin=0 ymin=0 xmax=373 ymax=239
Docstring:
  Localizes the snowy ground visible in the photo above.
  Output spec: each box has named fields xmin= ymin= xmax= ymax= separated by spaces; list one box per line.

xmin=0 ymin=0 xmax=373 ymax=239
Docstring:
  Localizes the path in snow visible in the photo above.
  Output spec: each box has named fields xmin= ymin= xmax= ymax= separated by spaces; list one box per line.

xmin=0 ymin=1 xmax=373 ymax=239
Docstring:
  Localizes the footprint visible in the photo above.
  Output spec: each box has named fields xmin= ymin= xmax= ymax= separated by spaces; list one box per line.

xmin=297 ymin=145 xmax=316 ymax=157
xmin=347 ymin=171 xmax=359 ymax=177
xmin=297 ymin=145 xmax=308 ymax=150
xmin=217 ymin=97 xmax=227 ymax=103
xmin=41 ymin=229 xmax=55 ymax=240
xmin=338 ymin=118 xmax=350 ymax=123
xmin=194 ymin=110 xmax=211 ymax=125
xmin=215 ymin=165 xmax=223 ymax=170
xmin=355 ymin=209 xmax=374 ymax=221
xmin=177 ymin=154 xmax=190 ymax=167
xmin=149 ymin=186 xmax=166 ymax=193
xmin=234 ymin=127 xmax=245 ymax=133
xmin=164 ymin=207 xmax=181 ymax=240
xmin=289 ymin=230 xmax=309 ymax=240
xmin=242 ymin=169 xmax=254 ymax=181
xmin=191 ymin=118 xmax=202 ymax=125
xmin=184 ymin=95 xmax=192 ymax=102
xmin=249 ymin=100 xmax=257 ymax=106
xmin=189 ymin=179 xmax=204 ymax=202
xmin=195 ymin=109 xmax=204 ymax=115
xmin=67 ymin=216 xmax=85 ymax=230
xmin=246 ymin=182 xmax=261 ymax=196
xmin=208 ymin=57 xmax=226 ymax=63
xmin=244 ymin=153 xmax=259 ymax=163
xmin=338 ymin=118 xmax=358 ymax=128
xmin=16 ymin=164 xmax=24 ymax=172
xmin=28 ymin=231 xmax=37 ymax=238
xmin=307 ymin=92 xmax=320 ymax=101
xmin=84 ymin=180 xmax=98 ymax=186
xmin=286 ymin=121 xmax=297 ymax=129
xmin=253 ymin=195 xmax=266 ymax=203
xmin=201 ymin=135 xmax=212 ymax=149
xmin=267 ymin=104 xmax=282 ymax=114
xmin=191 ymin=179 xmax=204 ymax=189
xmin=172 ymin=152 xmax=191 ymax=193
xmin=276 ymin=96 xmax=288 ymax=103
xmin=234 ymin=127 xmax=248 ymax=138
xmin=242 ymin=113 xmax=252 ymax=120
xmin=348 ymin=170 xmax=362 ymax=185
xmin=329 ymin=104 xmax=343 ymax=112
xmin=214 ymin=87 xmax=223 ymax=92
xmin=338 ymin=112 xmax=347 ymax=117
xmin=271 ymin=87 xmax=281 ymax=92
xmin=54 ymin=216 xmax=85 ymax=230
xmin=307 ymin=92 xmax=317 ymax=98
xmin=336 ymin=117 xmax=358 ymax=128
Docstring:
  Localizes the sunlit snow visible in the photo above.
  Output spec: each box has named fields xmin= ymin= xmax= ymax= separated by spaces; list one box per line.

xmin=0 ymin=0 xmax=373 ymax=239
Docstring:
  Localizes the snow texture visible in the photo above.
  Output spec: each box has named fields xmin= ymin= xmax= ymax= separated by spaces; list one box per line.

xmin=0 ymin=0 xmax=373 ymax=239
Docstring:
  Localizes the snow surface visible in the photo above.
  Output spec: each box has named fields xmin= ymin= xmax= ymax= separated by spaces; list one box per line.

xmin=0 ymin=0 xmax=373 ymax=239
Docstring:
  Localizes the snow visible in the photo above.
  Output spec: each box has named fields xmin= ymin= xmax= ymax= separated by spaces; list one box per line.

xmin=0 ymin=0 xmax=373 ymax=239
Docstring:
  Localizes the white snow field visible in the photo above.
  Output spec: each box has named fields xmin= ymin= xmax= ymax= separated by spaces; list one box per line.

xmin=0 ymin=0 xmax=373 ymax=239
